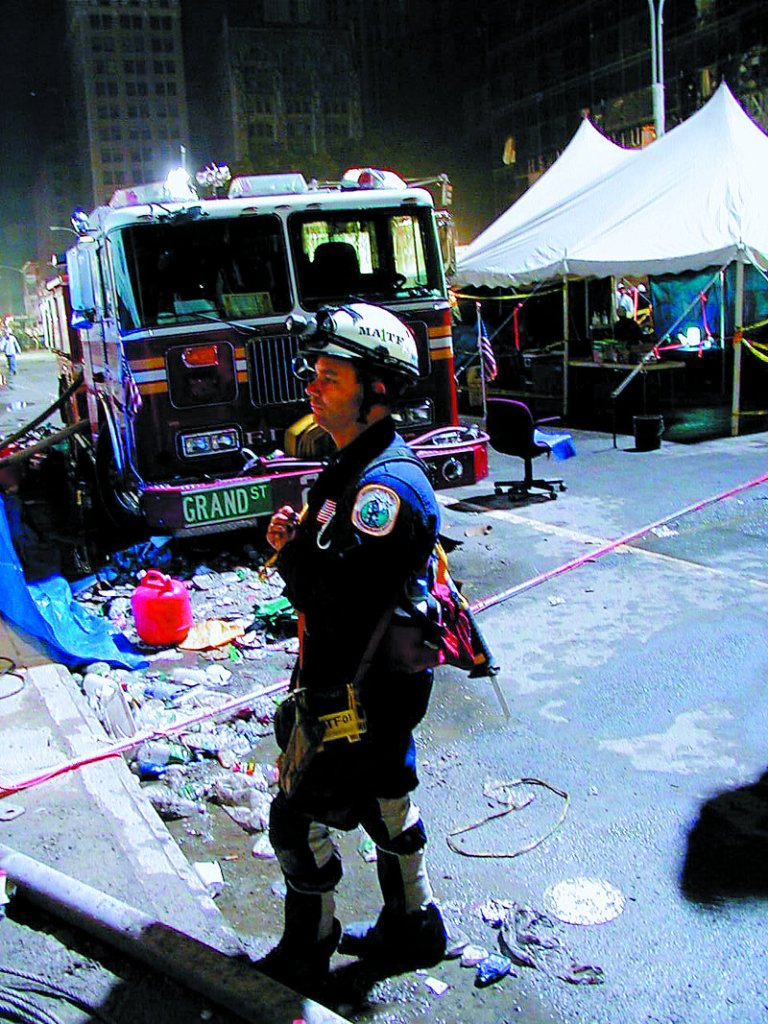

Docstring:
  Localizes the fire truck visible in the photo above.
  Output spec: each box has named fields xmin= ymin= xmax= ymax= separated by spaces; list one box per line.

xmin=56 ymin=165 xmax=488 ymax=535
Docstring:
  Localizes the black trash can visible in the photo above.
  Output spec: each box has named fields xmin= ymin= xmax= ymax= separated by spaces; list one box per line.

xmin=633 ymin=414 xmax=664 ymax=451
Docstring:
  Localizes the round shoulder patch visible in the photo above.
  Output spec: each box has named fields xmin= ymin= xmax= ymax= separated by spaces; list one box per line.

xmin=352 ymin=484 xmax=401 ymax=537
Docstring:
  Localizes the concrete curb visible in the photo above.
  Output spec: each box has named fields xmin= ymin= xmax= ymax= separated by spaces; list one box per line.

xmin=1 ymin=663 xmax=350 ymax=1023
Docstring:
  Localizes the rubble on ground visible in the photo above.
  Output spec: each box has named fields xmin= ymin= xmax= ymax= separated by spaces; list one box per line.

xmin=70 ymin=541 xmax=295 ymax=838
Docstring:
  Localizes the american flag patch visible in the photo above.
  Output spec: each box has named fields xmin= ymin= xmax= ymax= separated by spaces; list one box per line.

xmin=317 ymin=499 xmax=336 ymax=524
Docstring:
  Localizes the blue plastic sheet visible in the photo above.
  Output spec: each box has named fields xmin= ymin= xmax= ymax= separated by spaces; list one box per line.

xmin=0 ymin=496 xmax=147 ymax=670
xmin=648 ymin=264 xmax=768 ymax=345
xmin=534 ymin=429 xmax=577 ymax=461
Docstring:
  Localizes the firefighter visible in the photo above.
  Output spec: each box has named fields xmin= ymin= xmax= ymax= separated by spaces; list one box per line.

xmin=260 ymin=302 xmax=447 ymax=990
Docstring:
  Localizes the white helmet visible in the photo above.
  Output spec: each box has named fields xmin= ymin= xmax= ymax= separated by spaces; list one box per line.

xmin=295 ymin=303 xmax=420 ymax=382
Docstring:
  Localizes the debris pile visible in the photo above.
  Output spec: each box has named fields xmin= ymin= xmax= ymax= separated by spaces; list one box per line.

xmin=68 ymin=541 xmax=302 ymax=864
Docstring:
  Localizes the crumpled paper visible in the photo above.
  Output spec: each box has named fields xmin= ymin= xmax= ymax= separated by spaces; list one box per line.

xmin=179 ymin=619 xmax=246 ymax=650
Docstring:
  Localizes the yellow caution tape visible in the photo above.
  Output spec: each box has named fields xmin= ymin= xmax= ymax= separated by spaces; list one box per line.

xmin=742 ymin=338 xmax=768 ymax=364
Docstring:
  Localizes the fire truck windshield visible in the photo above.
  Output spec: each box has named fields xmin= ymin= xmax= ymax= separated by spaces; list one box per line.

xmin=289 ymin=208 xmax=443 ymax=310
xmin=110 ymin=205 xmax=443 ymax=332
xmin=111 ymin=215 xmax=292 ymax=331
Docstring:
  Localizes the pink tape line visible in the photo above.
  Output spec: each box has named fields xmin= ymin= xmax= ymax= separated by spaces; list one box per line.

xmin=0 ymin=678 xmax=290 ymax=797
xmin=471 ymin=470 xmax=768 ymax=615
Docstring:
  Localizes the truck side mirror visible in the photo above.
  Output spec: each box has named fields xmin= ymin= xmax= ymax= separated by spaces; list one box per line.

xmin=66 ymin=244 xmax=97 ymax=329
xmin=436 ymin=209 xmax=458 ymax=279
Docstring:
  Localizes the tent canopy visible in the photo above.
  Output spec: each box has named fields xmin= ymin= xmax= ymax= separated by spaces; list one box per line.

xmin=455 ymin=84 xmax=768 ymax=289
xmin=460 ymin=119 xmax=638 ymax=264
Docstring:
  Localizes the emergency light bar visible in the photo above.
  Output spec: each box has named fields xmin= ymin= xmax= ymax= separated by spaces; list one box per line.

xmin=108 ymin=168 xmax=197 ymax=209
xmin=228 ymin=173 xmax=309 ymax=198
xmin=341 ymin=167 xmax=408 ymax=189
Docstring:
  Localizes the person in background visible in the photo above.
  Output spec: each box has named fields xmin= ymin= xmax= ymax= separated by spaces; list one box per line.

xmin=616 ymin=282 xmax=635 ymax=317
xmin=1 ymin=324 xmax=20 ymax=376
xmin=613 ymin=305 xmax=645 ymax=347
xmin=260 ymin=302 xmax=447 ymax=993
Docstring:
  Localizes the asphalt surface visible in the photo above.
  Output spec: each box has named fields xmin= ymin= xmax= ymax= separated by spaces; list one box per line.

xmin=2 ymin=351 xmax=768 ymax=1023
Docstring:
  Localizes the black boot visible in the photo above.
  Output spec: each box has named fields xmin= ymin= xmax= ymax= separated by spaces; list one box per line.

xmin=338 ymin=902 xmax=447 ymax=968
xmin=257 ymin=884 xmax=341 ymax=993
xmin=257 ymin=917 xmax=342 ymax=993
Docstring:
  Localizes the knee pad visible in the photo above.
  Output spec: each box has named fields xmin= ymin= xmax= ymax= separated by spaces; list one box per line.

xmin=379 ymin=817 xmax=427 ymax=856
xmin=269 ymin=794 xmax=343 ymax=893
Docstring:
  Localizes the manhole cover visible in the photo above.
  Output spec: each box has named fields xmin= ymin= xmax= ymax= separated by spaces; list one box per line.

xmin=543 ymin=877 xmax=625 ymax=925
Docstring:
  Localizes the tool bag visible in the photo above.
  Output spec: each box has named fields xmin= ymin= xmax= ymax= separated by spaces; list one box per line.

xmin=355 ymin=444 xmax=497 ymax=680
xmin=275 ymin=686 xmax=327 ymax=802
xmin=385 ymin=540 xmax=497 ymax=678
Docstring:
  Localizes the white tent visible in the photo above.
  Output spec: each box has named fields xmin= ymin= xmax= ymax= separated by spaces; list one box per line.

xmin=459 ymin=118 xmax=639 ymax=265
xmin=455 ymin=84 xmax=768 ymax=289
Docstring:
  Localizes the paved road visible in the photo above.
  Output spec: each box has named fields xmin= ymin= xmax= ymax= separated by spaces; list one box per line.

xmin=418 ymin=432 xmax=768 ymax=1024
xmin=0 ymin=350 xmax=61 ymax=438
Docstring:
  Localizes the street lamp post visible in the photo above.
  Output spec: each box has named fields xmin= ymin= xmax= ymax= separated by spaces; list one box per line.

xmin=647 ymin=0 xmax=667 ymax=137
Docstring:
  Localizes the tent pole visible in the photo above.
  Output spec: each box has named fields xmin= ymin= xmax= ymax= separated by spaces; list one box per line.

xmin=584 ymin=280 xmax=590 ymax=359
xmin=719 ymin=268 xmax=726 ymax=396
xmin=562 ymin=278 xmax=569 ymax=418
xmin=730 ymin=260 xmax=744 ymax=437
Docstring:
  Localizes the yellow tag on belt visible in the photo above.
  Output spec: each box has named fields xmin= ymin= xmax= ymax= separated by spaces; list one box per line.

xmin=318 ymin=685 xmax=367 ymax=744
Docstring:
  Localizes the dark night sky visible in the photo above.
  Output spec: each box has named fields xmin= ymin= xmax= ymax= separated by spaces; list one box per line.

xmin=0 ymin=1 xmax=67 ymax=306
xmin=1 ymin=2 xmax=65 ymax=202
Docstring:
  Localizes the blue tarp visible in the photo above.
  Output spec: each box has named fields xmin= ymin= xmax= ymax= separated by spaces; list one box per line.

xmin=0 ymin=495 xmax=147 ymax=670
xmin=534 ymin=429 xmax=577 ymax=461
xmin=648 ymin=264 xmax=768 ymax=345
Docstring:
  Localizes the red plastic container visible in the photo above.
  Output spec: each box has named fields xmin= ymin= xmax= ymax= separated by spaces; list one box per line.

xmin=131 ymin=570 xmax=193 ymax=646
xmin=0 ymin=443 xmax=22 ymax=494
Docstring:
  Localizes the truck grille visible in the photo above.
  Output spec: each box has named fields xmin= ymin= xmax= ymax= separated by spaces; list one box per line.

xmin=249 ymin=334 xmax=305 ymax=406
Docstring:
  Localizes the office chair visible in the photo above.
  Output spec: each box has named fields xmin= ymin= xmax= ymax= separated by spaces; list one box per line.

xmin=311 ymin=241 xmax=361 ymax=297
xmin=485 ymin=397 xmax=569 ymax=500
